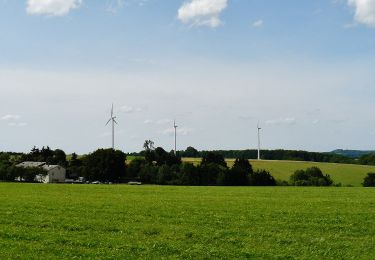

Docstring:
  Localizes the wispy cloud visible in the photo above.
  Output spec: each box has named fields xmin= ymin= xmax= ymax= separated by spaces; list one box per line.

xmin=2 ymin=114 xmax=27 ymax=127
xmin=1 ymin=114 xmax=21 ymax=120
xmin=156 ymin=118 xmax=172 ymax=125
xmin=265 ymin=117 xmax=296 ymax=126
xmin=119 ymin=105 xmax=143 ymax=113
xmin=142 ymin=118 xmax=173 ymax=125
xmin=26 ymin=0 xmax=82 ymax=16
xmin=7 ymin=122 xmax=27 ymax=127
xmin=252 ymin=19 xmax=264 ymax=28
xmin=162 ymin=127 xmax=193 ymax=136
xmin=178 ymin=0 xmax=228 ymax=28
xmin=143 ymin=119 xmax=153 ymax=124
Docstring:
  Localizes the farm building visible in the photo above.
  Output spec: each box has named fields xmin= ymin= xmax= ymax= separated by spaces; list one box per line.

xmin=16 ymin=161 xmax=66 ymax=183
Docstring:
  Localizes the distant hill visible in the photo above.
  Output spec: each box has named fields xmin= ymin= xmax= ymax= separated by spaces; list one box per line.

xmin=331 ymin=149 xmax=375 ymax=158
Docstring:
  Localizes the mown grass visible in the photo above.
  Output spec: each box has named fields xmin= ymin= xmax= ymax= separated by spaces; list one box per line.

xmin=0 ymin=183 xmax=374 ymax=259
xmin=182 ymin=158 xmax=375 ymax=187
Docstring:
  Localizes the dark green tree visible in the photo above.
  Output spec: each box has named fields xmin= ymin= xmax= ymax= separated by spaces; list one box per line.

xmin=201 ymin=152 xmax=227 ymax=168
xmin=290 ymin=167 xmax=333 ymax=186
xmin=139 ymin=164 xmax=158 ymax=184
xmin=184 ymin=146 xmax=200 ymax=158
xmin=179 ymin=163 xmax=200 ymax=185
xmin=249 ymin=170 xmax=276 ymax=186
xmin=363 ymin=173 xmax=375 ymax=187
xmin=82 ymin=149 xmax=126 ymax=182
xmin=127 ymin=158 xmax=147 ymax=179
xmin=228 ymin=158 xmax=253 ymax=186
xmin=199 ymin=163 xmax=227 ymax=186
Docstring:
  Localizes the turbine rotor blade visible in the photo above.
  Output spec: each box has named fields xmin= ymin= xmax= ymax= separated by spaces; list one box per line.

xmin=105 ymin=118 xmax=111 ymax=125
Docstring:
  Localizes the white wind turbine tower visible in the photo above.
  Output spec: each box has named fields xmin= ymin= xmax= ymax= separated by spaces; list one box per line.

xmin=257 ymin=123 xmax=262 ymax=160
xmin=174 ymin=120 xmax=178 ymax=155
xmin=106 ymin=104 xmax=118 ymax=150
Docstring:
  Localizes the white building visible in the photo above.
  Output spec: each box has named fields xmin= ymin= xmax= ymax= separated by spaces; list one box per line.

xmin=16 ymin=161 xmax=66 ymax=183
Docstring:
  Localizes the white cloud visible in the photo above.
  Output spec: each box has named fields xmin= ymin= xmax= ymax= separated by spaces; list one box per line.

xmin=143 ymin=119 xmax=153 ymax=124
xmin=8 ymin=122 xmax=27 ymax=127
xmin=348 ymin=0 xmax=375 ymax=27
xmin=177 ymin=0 xmax=228 ymax=28
xmin=265 ymin=117 xmax=296 ymax=126
xmin=143 ymin=118 xmax=172 ymax=125
xmin=119 ymin=105 xmax=142 ymax=113
xmin=156 ymin=118 xmax=172 ymax=124
xmin=252 ymin=19 xmax=264 ymax=27
xmin=162 ymin=127 xmax=193 ymax=136
xmin=2 ymin=114 xmax=20 ymax=120
xmin=26 ymin=0 xmax=82 ymax=16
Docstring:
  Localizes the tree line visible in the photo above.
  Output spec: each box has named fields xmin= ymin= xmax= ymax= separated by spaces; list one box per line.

xmin=0 ymin=144 xmax=374 ymax=187
xmin=132 ymin=147 xmax=375 ymax=165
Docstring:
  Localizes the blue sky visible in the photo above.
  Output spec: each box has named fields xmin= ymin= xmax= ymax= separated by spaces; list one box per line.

xmin=0 ymin=0 xmax=375 ymax=153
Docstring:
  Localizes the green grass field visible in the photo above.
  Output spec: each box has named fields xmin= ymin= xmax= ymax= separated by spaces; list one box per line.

xmin=182 ymin=158 xmax=375 ymax=187
xmin=0 ymin=183 xmax=374 ymax=259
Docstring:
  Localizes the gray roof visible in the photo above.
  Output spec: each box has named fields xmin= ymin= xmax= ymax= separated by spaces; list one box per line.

xmin=17 ymin=161 xmax=46 ymax=168
xmin=42 ymin=165 xmax=61 ymax=171
xmin=16 ymin=162 xmax=63 ymax=171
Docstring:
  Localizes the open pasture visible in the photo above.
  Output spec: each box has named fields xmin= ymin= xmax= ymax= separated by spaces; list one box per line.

xmin=182 ymin=158 xmax=375 ymax=186
xmin=0 ymin=183 xmax=374 ymax=259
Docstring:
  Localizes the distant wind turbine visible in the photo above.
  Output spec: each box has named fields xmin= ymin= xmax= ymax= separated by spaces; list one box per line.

xmin=257 ymin=123 xmax=262 ymax=160
xmin=174 ymin=120 xmax=178 ymax=155
xmin=106 ymin=104 xmax=118 ymax=150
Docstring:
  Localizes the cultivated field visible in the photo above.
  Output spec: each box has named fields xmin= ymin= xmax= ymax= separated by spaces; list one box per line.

xmin=182 ymin=158 xmax=375 ymax=187
xmin=0 ymin=183 xmax=374 ymax=259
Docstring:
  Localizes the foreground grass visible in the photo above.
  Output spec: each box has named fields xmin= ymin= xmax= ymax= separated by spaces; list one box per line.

xmin=0 ymin=183 xmax=374 ymax=259
xmin=182 ymin=158 xmax=375 ymax=186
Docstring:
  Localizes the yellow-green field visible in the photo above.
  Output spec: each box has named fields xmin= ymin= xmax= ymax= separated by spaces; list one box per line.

xmin=182 ymin=158 xmax=375 ymax=186
xmin=0 ymin=183 xmax=374 ymax=259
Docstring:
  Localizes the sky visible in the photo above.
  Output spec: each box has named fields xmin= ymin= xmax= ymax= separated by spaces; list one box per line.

xmin=0 ymin=0 xmax=375 ymax=154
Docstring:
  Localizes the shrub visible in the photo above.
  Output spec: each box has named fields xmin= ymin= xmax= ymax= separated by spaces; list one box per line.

xmin=363 ymin=173 xmax=375 ymax=187
xmin=228 ymin=158 xmax=253 ymax=186
xmin=179 ymin=163 xmax=200 ymax=186
xmin=290 ymin=167 xmax=333 ymax=186
xmin=201 ymin=152 xmax=227 ymax=168
xmin=157 ymin=165 xmax=177 ymax=185
xmin=249 ymin=170 xmax=276 ymax=186
xmin=139 ymin=164 xmax=158 ymax=184
xmin=82 ymin=149 xmax=126 ymax=182
xmin=127 ymin=158 xmax=147 ymax=180
xmin=199 ymin=163 xmax=227 ymax=186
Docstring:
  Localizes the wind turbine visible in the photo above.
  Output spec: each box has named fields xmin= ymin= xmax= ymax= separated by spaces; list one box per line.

xmin=106 ymin=104 xmax=118 ymax=150
xmin=257 ymin=123 xmax=261 ymax=160
xmin=174 ymin=120 xmax=178 ymax=155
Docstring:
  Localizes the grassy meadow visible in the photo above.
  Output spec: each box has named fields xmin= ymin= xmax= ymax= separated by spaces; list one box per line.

xmin=0 ymin=183 xmax=374 ymax=259
xmin=182 ymin=158 xmax=375 ymax=187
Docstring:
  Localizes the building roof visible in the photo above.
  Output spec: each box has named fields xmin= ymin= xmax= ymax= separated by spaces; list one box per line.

xmin=17 ymin=161 xmax=46 ymax=168
xmin=16 ymin=162 xmax=63 ymax=171
xmin=42 ymin=165 xmax=61 ymax=171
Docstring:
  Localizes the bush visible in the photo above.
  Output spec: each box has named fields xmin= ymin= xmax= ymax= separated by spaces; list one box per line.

xmin=363 ymin=173 xmax=375 ymax=187
xmin=179 ymin=163 xmax=200 ymax=186
xmin=201 ymin=152 xmax=227 ymax=168
xmin=228 ymin=158 xmax=253 ymax=186
xmin=82 ymin=149 xmax=126 ymax=182
xmin=139 ymin=164 xmax=158 ymax=184
xmin=157 ymin=165 xmax=175 ymax=185
xmin=199 ymin=163 xmax=227 ymax=186
xmin=127 ymin=158 xmax=147 ymax=180
xmin=249 ymin=170 xmax=276 ymax=186
xmin=290 ymin=167 xmax=333 ymax=186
